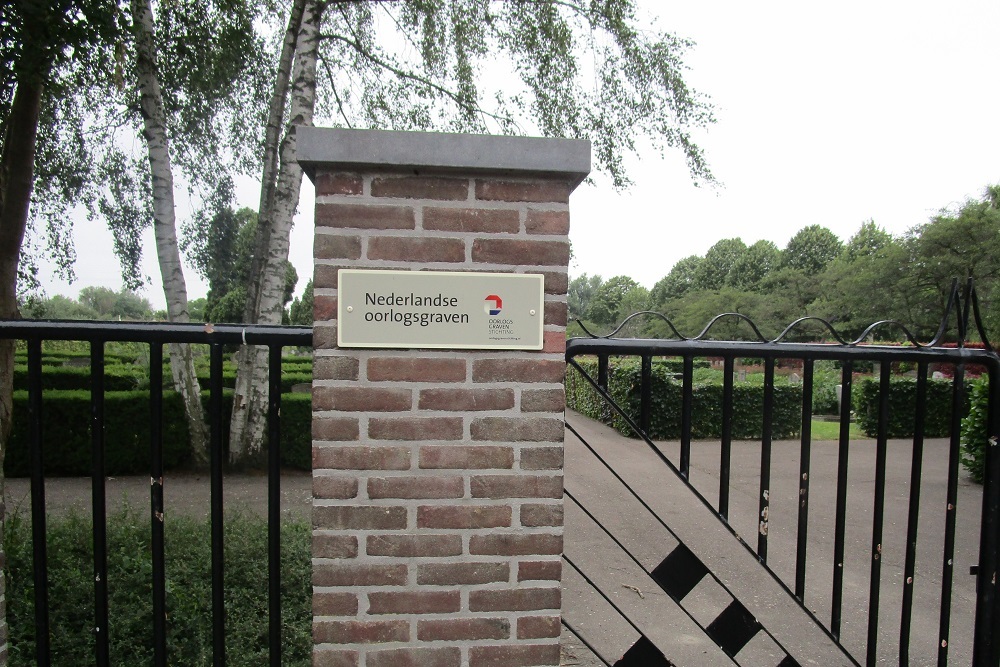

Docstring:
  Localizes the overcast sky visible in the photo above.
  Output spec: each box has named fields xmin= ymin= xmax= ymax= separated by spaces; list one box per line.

xmin=37 ymin=0 xmax=1000 ymax=308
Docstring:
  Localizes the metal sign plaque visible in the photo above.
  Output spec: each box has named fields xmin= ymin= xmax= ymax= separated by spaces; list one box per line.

xmin=337 ymin=269 xmax=545 ymax=350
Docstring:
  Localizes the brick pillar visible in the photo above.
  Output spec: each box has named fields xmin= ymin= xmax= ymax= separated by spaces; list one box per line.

xmin=300 ymin=128 xmax=590 ymax=667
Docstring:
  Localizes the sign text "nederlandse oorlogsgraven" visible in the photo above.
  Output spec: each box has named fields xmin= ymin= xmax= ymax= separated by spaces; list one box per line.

xmin=364 ymin=292 xmax=469 ymax=327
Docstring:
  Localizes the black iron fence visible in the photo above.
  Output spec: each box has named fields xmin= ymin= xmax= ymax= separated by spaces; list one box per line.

xmin=563 ymin=284 xmax=1000 ymax=666
xmin=0 ymin=319 xmax=312 ymax=667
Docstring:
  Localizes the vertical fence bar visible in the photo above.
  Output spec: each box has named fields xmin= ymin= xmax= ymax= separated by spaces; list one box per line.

xmin=937 ymin=363 xmax=966 ymax=667
xmin=757 ymin=357 xmax=775 ymax=561
xmin=598 ymin=354 xmax=610 ymax=423
xmin=795 ymin=359 xmax=814 ymax=601
xmin=831 ymin=360 xmax=853 ymax=639
xmin=720 ymin=356 xmax=734 ymax=519
xmin=210 ymin=343 xmax=226 ymax=666
xmin=867 ymin=362 xmax=891 ymax=667
xmin=680 ymin=356 xmax=693 ymax=480
xmin=976 ymin=361 xmax=1000 ymax=665
xmin=899 ymin=361 xmax=929 ymax=665
xmin=27 ymin=338 xmax=50 ymax=667
xmin=149 ymin=343 xmax=167 ymax=667
xmin=268 ymin=345 xmax=282 ymax=667
xmin=640 ymin=355 xmax=652 ymax=436
xmin=90 ymin=341 xmax=110 ymax=666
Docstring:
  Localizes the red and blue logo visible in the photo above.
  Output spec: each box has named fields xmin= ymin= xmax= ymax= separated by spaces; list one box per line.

xmin=484 ymin=294 xmax=502 ymax=316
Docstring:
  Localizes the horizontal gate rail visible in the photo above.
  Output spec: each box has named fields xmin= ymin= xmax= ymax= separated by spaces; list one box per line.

xmin=565 ymin=281 xmax=1000 ymax=667
xmin=0 ymin=319 xmax=312 ymax=667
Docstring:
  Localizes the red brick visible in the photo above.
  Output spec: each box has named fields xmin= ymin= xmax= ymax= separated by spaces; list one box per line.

xmin=314 ymin=619 xmax=409 ymax=644
xmin=424 ymin=207 xmax=519 ymax=233
xmin=313 ymin=563 xmax=408 ymax=587
xmin=419 ymin=388 xmax=515 ymax=411
xmin=369 ymin=417 xmax=463 ymax=441
xmin=313 ymin=592 xmax=359 ymax=616
xmin=518 ymin=560 xmax=562 ymax=582
xmin=315 ymin=172 xmax=362 ymax=196
xmin=471 ymin=475 xmax=563 ymax=499
xmin=313 ymin=475 xmax=359 ymax=500
xmin=314 ymin=534 xmax=359 ymax=559
xmin=314 ymin=323 xmax=337 ymax=348
xmin=540 ymin=271 xmax=568 ymax=295
xmin=315 ymin=265 xmax=341 ymax=290
xmin=471 ymin=239 xmax=569 ymax=266
xmin=312 ymin=417 xmax=360 ymax=442
xmin=469 ymin=644 xmax=561 ymax=667
xmin=312 ymin=387 xmax=412 ymax=412
xmin=313 ymin=505 xmax=407 ymax=530
xmin=418 ymin=617 xmax=510 ymax=641
xmin=475 ymin=179 xmax=571 ymax=203
xmin=316 ymin=203 xmax=415 ymax=230
xmin=368 ymin=357 xmax=467 ymax=382
xmin=545 ymin=301 xmax=567 ymax=326
xmin=366 ymin=534 xmax=463 ymax=557
xmin=525 ymin=209 xmax=570 ymax=235
xmin=314 ymin=295 xmax=337 ymax=321
xmin=313 ymin=648 xmax=359 ymax=667
xmin=368 ymin=475 xmax=464 ymax=499
xmin=418 ymin=505 xmax=511 ymax=529
xmin=368 ymin=237 xmax=465 ymax=263
xmin=367 ymin=647 xmax=461 ymax=667
xmin=521 ymin=389 xmax=565 ymax=413
xmin=471 ymin=417 xmax=564 ymax=443
xmin=518 ymin=615 xmax=561 ymax=639
xmin=469 ymin=587 xmax=560 ymax=612
xmin=314 ymin=356 xmax=359 ymax=381
xmin=368 ymin=590 xmax=461 ymax=615
xmin=371 ymin=175 xmax=468 ymax=200
xmin=313 ymin=446 xmax=410 ymax=470
xmin=520 ymin=503 xmax=564 ymax=527
xmin=315 ymin=234 xmax=362 ymax=260
xmin=472 ymin=359 xmax=565 ymax=384
xmin=419 ymin=446 xmax=514 ymax=469
xmin=417 ymin=562 xmax=509 ymax=585
xmin=470 ymin=533 xmax=563 ymax=556
xmin=542 ymin=331 xmax=565 ymax=354
xmin=520 ymin=446 xmax=564 ymax=470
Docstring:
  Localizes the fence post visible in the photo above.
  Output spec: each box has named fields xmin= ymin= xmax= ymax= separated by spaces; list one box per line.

xmin=300 ymin=128 xmax=589 ymax=666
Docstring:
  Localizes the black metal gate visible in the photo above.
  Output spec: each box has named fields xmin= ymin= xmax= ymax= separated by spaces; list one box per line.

xmin=560 ymin=283 xmax=1000 ymax=667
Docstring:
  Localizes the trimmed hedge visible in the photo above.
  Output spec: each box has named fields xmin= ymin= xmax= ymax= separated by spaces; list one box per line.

xmin=960 ymin=377 xmax=990 ymax=482
xmin=13 ymin=365 xmax=313 ymax=394
xmin=6 ymin=390 xmax=312 ymax=477
xmin=567 ymin=358 xmax=802 ymax=439
xmin=851 ymin=376 xmax=964 ymax=438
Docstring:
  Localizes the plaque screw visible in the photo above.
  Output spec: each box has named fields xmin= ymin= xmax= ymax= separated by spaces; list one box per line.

xmin=529 ymin=309 xmax=537 ymax=316
xmin=347 ymin=306 xmax=354 ymax=313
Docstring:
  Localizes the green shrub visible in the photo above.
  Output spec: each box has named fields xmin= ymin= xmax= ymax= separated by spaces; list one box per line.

xmin=852 ymin=376 xmax=962 ymax=438
xmin=5 ymin=508 xmax=311 ymax=666
xmin=5 ymin=391 xmax=312 ymax=477
xmin=960 ymin=377 xmax=990 ymax=483
xmin=12 ymin=364 xmax=149 ymax=391
xmin=567 ymin=358 xmax=802 ymax=439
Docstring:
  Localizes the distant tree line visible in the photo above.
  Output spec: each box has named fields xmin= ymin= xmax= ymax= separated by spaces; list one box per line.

xmin=570 ymin=185 xmax=1000 ymax=342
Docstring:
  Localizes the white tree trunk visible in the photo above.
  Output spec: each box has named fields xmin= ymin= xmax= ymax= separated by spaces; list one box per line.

xmin=229 ymin=0 xmax=320 ymax=464
xmin=133 ymin=0 xmax=208 ymax=465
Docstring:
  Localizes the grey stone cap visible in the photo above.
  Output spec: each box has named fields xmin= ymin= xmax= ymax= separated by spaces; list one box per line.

xmin=297 ymin=127 xmax=591 ymax=188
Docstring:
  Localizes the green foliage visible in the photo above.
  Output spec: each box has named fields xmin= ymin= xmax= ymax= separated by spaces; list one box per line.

xmin=694 ymin=238 xmax=746 ymax=290
xmin=651 ymin=255 xmax=702 ymax=304
xmin=586 ymin=275 xmax=639 ymax=325
xmin=288 ymin=280 xmax=314 ymax=326
xmin=5 ymin=389 xmax=312 ymax=476
xmin=566 ymin=358 xmax=802 ymax=440
xmin=960 ymin=377 xmax=991 ymax=483
xmin=782 ymin=224 xmax=843 ymax=274
xmin=568 ymin=274 xmax=602 ymax=321
xmin=5 ymin=509 xmax=312 ymax=666
xmin=851 ymin=376 xmax=961 ymax=438
xmin=23 ymin=288 xmax=153 ymax=321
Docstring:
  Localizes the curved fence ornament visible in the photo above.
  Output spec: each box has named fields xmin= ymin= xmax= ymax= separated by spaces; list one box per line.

xmin=574 ymin=278 xmax=996 ymax=351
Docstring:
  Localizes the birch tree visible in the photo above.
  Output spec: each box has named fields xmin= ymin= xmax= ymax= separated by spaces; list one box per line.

xmin=131 ymin=0 xmax=208 ymax=463
xmin=229 ymin=0 xmax=717 ymax=461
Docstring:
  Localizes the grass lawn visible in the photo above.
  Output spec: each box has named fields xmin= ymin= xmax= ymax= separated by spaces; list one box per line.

xmin=810 ymin=418 xmax=863 ymax=440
